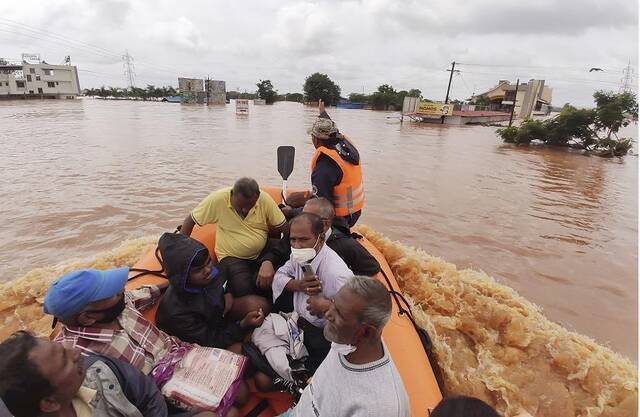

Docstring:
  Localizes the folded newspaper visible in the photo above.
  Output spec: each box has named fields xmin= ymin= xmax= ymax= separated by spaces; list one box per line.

xmin=160 ymin=346 xmax=247 ymax=414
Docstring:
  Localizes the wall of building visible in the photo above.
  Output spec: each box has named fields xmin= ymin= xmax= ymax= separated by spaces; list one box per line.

xmin=0 ymin=64 xmax=80 ymax=98
xmin=205 ymin=80 xmax=226 ymax=105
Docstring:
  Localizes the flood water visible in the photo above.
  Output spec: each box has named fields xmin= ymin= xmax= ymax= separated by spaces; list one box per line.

xmin=0 ymin=99 xmax=637 ymax=360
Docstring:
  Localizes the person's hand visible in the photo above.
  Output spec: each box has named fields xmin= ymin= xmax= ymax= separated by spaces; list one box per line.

xmin=240 ymin=309 xmax=265 ymax=329
xmin=280 ymin=205 xmax=295 ymax=219
xmin=223 ymin=293 xmax=234 ymax=317
xmin=306 ymin=296 xmax=331 ymax=318
xmin=318 ymin=99 xmax=325 ymax=114
xmin=256 ymin=261 xmax=275 ymax=289
xmin=296 ymin=275 xmax=322 ymax=296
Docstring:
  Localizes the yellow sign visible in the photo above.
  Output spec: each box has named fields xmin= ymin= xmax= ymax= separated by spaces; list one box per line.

xmin=415 ymin=102 xmax=453 ymax=116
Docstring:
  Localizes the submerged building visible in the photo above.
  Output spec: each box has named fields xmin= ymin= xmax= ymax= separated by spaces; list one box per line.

xmin=178 ymin=77 xmax=227 ymax=104
xmin=471 ymin=79 xmax=553 ymax=118
xmin=178 ymin=77 xmax=205 ymax=104
xmin=0 ymin=59 xmax=81 ymax=99
xmin=205 ymin=79 xmax=226 ymax=105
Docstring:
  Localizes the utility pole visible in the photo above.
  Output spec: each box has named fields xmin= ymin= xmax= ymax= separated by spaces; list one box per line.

xmin=508 ymin=78 xmax=520 ymax=127
xmin=442 ymin=61 xmax=456 ymax=124
xmin=619 ymin=60 xmax=634 ymax=93
xmin=122 ymin=50 xmax=136 ymax=89
xmin=206 ymin=75 xmax=210 ymax=105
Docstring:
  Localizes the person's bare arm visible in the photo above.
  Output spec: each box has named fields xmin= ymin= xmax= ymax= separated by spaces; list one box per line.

xmin=271 ymin=220 xmax=288 ymax=235
xmin=181 ymin=214 xmax=196 ymax=236
xmin=283 ymin=191 xmax=312 ymax=208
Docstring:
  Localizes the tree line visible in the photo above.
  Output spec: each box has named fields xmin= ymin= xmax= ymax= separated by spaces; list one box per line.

xmin=82 ymin=73 xmax=423 ymax=110
xmin=252 ymin=73 xmax=423 ymax=109
xmin=83 ymin=85 xmax=177 ymax=99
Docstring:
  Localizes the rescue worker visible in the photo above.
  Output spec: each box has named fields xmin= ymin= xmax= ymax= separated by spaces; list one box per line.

xmin=283 ymin=100 xmax=364 ymax=227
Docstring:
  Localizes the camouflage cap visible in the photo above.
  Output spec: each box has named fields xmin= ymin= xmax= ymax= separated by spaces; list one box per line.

xmin=307 ymin=117 xmax=339 ymax=140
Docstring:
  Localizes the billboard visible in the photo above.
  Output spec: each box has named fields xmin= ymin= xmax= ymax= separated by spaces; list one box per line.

xmin=236 ymin=99 xmax=249 ymax=115
xmin=402 ymin=96 xmax=419 ymax=114
xmin=21 ymin=53 xmax=41 ymax=63
xmin=416 ymin=102 xmax=453 ymax=116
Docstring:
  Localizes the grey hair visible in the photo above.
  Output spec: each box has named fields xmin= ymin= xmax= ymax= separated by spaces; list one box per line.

xmin=304 ymin=197 xmax=335 ymax=220
xmin=232 ymin=177 xmax=260 ymax=199
xmin=344 ymin=275 xmax=392 ymax=330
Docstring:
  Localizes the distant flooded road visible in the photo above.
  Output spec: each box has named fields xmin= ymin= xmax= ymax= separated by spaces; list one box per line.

xmin=0 ymin=99 xmax=636 ymax=359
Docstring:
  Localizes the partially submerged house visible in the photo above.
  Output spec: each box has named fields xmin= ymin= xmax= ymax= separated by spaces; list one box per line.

xmin=471 ymin=79 xmax=553 ymax=118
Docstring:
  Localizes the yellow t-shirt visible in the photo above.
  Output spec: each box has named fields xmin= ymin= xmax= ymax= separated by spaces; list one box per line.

xmin=71 ymin=386 xmax=96 ymax=417
xmin=191 ymin=187 xmax=286 ymax=261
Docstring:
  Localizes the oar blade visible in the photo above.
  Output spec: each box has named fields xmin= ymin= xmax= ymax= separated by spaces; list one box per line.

xmin=277 ymin=146 xmax=295 ymax=180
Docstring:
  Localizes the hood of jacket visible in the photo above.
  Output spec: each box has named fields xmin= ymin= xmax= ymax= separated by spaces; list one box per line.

xmin=158 ymin=232 xmax=211 ymax=296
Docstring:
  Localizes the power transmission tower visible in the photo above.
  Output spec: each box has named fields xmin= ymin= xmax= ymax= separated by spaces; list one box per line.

xmin=619 ymin=60 xmax=634 ymax=93
xmin=123 ymin=50 xmax=136 ymax=88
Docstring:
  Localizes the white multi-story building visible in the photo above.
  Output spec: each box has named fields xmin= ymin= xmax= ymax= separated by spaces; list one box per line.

xmin=0 ymin=62 xmax=81 ymax=99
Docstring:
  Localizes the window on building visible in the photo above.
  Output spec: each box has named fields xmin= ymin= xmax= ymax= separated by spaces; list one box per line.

xmin=26 ymin=75 xmax=32 ymax=82
xmin=36 ymin=75 xmax=41 ymax=81
xmin=55 ymin=82 xmax=59 ymax=85
xmin=47 ymin=82 xmax=55 ymax=88
xmin=29 ymin=90 xmax=34 ymax=94
xmin=37 ymin=88 xmax=43 ymax=94
xmin=29 ymin=68 xmax=35 ymax=74
xmin=43 ymin=69 xmax=54 ymax=76
xmin=16 ymin=81 xmax=25 ymax=88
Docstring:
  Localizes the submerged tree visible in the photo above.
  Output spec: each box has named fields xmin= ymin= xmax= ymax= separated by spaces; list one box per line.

xmin=303 ymin=73 xmax=341 ymax=105
xmin=497 ymin=91 xmax=638 ymax=157
xmin=256 ymin=79 xmax=277 ymax=104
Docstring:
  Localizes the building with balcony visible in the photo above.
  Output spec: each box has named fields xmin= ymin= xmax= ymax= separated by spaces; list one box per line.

xmin=471 ymin=79 xmax=553 ymax=118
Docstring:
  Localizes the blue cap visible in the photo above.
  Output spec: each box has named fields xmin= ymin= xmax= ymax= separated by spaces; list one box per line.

xmin=43 ymin=267 xmax=129 ymax=319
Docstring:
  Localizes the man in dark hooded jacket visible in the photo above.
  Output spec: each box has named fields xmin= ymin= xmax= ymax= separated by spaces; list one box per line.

xmin=156 ymin=233 xmax=269 ymax=349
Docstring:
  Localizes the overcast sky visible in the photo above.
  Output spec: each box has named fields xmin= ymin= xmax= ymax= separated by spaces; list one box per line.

xmin=1 ymin=0 xmax=637 ymax=107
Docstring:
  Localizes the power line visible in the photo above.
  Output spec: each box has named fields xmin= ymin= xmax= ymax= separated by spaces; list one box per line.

xmin=457 ymin=69 xmax=625 ymax=86
xmin=0 ymin=19 xmax=201 ymax=79
xmin=457 ymin=62 xmax=626 ymax=73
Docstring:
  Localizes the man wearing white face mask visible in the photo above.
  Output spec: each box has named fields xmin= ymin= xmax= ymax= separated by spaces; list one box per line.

xmin=277 ymin=276 xmax=410 ymax=417
xmin=272 ymin=212 xmax=353 ymax=372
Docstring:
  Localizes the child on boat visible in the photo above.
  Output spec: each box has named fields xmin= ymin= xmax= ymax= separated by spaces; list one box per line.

xmin=156 ymin=232 xmax=269 ymax=349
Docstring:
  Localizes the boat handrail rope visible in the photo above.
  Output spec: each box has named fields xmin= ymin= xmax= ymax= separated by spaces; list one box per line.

xmin=128 ymin=245 xmax=167 ymax=280
xmin=378 ymin=267 xmax=447 ymax=395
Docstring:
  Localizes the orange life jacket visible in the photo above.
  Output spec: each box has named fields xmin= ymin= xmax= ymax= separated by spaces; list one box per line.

xmin=310 ymin=138 xmax=364 ymax=217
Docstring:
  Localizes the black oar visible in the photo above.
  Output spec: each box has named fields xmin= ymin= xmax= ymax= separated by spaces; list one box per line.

xmin=277 ymin=145 xmax=295 ymax=201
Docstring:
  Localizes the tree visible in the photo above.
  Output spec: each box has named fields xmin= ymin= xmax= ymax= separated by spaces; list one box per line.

xmin=303 ymin=73 xmax=341 ymax=105
xmin=408 ymin=89 xmax=422 ymax=98
xmin=348 ymin=93 xmax=369 ymax=103
xmin=256 ymin=79 xmax=277 ymax=104
xmin=370 ymin=84 xmax=398 ymax=110
xmin=473 ymin=96 xmax=490 ymax=106
xmin=497 ymin=90 xmax=638 ymax=157
xmin=593 ymin=91 xmax=638 ymax=140
xmin=278 ymin=92 xmax=303 ymax=102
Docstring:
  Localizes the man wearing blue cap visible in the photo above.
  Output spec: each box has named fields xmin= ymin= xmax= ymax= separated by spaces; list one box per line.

xmin=45 ymin=267 xmax=181 ymax=374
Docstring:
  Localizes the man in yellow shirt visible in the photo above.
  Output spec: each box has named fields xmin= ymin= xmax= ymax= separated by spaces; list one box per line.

xmin=181 ymin=177 xmax=287 ymax=297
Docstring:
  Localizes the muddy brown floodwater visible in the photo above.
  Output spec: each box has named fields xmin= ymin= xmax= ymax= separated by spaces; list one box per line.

xmin=0 ymin=99 xmax=637 ymax=361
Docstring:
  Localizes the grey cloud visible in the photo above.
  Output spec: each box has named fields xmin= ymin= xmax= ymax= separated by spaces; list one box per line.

xmin=372 ymin=0 xmax=637 ymax=37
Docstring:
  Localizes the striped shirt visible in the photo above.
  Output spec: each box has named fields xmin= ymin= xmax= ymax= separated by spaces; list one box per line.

xmin=54 ymin=286 xmax=185 ymax=374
